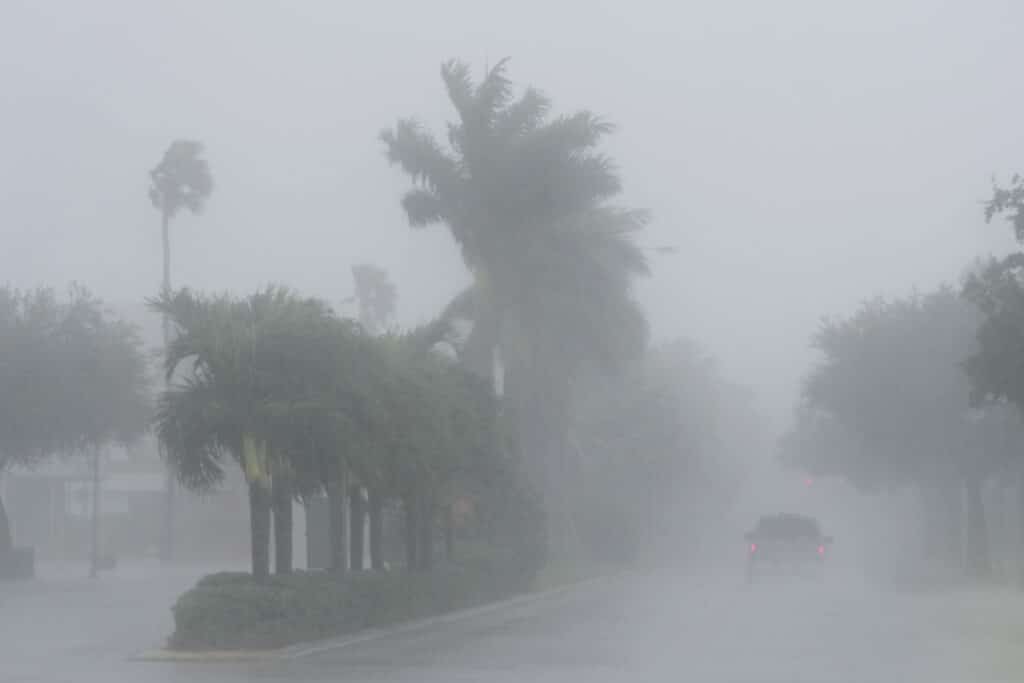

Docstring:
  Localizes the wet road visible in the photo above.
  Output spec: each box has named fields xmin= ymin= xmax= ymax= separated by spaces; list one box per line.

xmin=5 ymin=566 xmax=1024 ymax=682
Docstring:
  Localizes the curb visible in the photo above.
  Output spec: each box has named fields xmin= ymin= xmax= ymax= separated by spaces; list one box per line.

xmin=284 ymin=572 xmax=615 ymax=659
xmin=131 ymin=649 xmax=280 ymax=662
xmin=132 ymin=572 xmax=618 ymax=663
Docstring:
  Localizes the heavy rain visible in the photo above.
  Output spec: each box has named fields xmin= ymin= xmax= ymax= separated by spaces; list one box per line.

xmin=3 ymin=1 xmax=1024 ymax=681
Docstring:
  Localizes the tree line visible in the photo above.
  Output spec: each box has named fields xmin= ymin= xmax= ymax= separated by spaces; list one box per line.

xmin=0 ymin=286 xmax=150 ymax=570
xmin=781 ymin=176 xmax=1024 ymax=583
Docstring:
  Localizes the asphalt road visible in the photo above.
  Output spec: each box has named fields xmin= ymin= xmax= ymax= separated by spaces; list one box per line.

xmin=5 ymin=565 xmax=1024 ymax=682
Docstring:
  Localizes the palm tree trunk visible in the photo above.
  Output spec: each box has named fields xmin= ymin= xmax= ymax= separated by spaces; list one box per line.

xmin=505 ymin=355 xmax=577 ymax=564
xmin=921 ymin=485 xmax=944 ymax=562
xmin=0 ymin=491 xmax=12 ymax=562
xmin=89 ymin=448 xmax=101 ymax=579
xmin=368 ymin=487 xmax=384 ymax=570
xmin=349 ymin=485 xmax=365 ymax=570
xmin=327 ymin=475 xmax=347 ymax=572
xmin=417 ymin=492 xmax=433 ymax=572
xmin=444 ymin=503 xmax=455 ymax=563
xmin=1017 ymin=465 xmax=1024 ymax=589
xmin=272 ymin=477 xmax=293 ymax=575
xmin=965 ymin=475 xmax=991 ymax=580
xmin=248 ymin=482 xmax=271 ymax=580
xmin=160 ymin=209 xmax=176 ymax=564
xmin=404 ymin=494 xmax=418 ymax=571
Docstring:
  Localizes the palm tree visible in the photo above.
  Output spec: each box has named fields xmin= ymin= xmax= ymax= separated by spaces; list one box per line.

xmin=151 ymin=287 xmax=349 ymax=578
xmin=148 ymin=140 xmax=214 ymax=562
xmin=360 ymin=329 xmax=499 ymax=571
xmin=380 ymin=59 xmax=649 ymax=555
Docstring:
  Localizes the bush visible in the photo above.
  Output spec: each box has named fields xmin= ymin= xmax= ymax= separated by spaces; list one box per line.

xmin=169 ymin=548 xmax=540 ymax=651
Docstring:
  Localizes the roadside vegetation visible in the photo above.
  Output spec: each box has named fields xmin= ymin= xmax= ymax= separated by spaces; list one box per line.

xmin=16 ymin=54 xmax=1024 ymax=654
xmin=780 ymin=178 xmax=1024 ymax=586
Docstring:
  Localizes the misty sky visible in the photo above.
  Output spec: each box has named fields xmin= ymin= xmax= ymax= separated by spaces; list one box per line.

xmin=3 ymin=0 xmax=1022 ymax=430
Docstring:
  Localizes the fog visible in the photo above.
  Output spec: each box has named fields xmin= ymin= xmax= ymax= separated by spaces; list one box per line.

xmin=5 ymin=0 xmax=1023 ymax=427
xmin=4 ymin=1 xmax=1024 ymax=681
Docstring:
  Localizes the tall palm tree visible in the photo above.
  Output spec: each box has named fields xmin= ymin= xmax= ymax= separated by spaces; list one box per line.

xmin=381 ymin=60 xmax=649 ymax=555
xmin=148 ymin=140 xmax=213 ymax=562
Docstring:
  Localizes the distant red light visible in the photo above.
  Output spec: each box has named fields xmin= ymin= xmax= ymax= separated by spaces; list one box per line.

xmin=750 ymin=543 xmax=757 ymax=554
xmin=804 ymin=477 xmax=814 ymax=487
xmin=817 ymin=545 xmax=825 ymax=556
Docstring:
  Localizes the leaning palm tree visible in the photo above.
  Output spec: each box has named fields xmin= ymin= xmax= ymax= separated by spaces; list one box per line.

xmin=148 ymin=139 xmax=213 ymax=562
xmin=381 ymin=59 xmax=649 ymax=556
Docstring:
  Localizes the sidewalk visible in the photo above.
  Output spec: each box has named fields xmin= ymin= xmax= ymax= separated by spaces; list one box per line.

xmin=0 ymin=560 xmax=236 ymax=681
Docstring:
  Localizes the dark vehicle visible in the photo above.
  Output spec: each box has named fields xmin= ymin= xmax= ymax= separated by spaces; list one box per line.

xmin=744 ymin=513 xmax=832 ymax=583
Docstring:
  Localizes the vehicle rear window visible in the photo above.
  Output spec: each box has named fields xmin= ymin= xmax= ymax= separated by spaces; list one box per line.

xmin=755 ymin=515 xmax=820 ymax=538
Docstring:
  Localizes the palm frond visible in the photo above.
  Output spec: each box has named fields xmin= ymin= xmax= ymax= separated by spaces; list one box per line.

xmin=495 ymin=87 xmax=551 ymax=137
xmin=474 ymin=58 xmax=513 ymax=124
xmin=441 ymin=60 xmax=476 ymax=123
xmin=154 ymin=377 xmax=230 ymax=492
xmin=525 ymin=112 xmax=615 ymax=154
xmin=379 ymin=120 xmax=460 ymax=198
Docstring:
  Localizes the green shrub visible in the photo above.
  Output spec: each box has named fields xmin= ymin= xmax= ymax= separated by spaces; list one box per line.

xmin=169 ymin=548 xmax=540 ymax=651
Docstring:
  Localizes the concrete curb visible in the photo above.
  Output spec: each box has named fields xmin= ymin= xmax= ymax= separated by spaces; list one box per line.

xmin=284 ymin=573 xmax=616 ymax=659
xmin=131 ymin=649 xmax=280 ymax=662
xmin=132 ymin=572 xmax=618 ymax=663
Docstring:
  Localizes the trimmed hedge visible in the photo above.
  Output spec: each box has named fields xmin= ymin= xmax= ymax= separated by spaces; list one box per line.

xmin=169 ymin=548 xmax=540 ymax=651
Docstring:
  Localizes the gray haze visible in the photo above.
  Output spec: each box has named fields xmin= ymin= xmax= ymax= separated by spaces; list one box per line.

xmin=2 ymin=0 xmax=1022 ymax=431
xmin=7 ymin=3 xmax=1024 ymax=682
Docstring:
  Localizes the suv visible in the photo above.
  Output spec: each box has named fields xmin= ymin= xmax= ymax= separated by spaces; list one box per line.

xmin=744 ymin=513 xmax=832 ymax=583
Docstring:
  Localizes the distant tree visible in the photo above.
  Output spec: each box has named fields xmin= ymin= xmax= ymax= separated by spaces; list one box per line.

xmin=572 ymin=340 xmax=752 ymax=563
xmin=984 ymin=174 xmax=1024 ymax=241
xmin=786 ymin=288 xmax=1016 ymax=577
xmin=149 ymin=140 xmax=214 ymax=312
xmin=148 ymin=139 xmax=214 ymax=562
xmin=351 ymin=264 xmax=397 ymax=335
xmin=778 ymin=406 xmax=867 ymax=486
xmin=381 ymin=59 xmax=649 ymax=557
xmin=343 ymin=263 xmax=397 ymax=568
xmin=958 ymin=259 xmax=1024 ymax=585
xmin=963 ymin=179 xmax=1024 ymax=584
xmin=0 ymin=286 xmax=149 ymax=567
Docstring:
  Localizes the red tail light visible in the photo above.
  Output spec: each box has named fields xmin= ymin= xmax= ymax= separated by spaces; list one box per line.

xmin=749 ymin=543 xmax=757 ymax=554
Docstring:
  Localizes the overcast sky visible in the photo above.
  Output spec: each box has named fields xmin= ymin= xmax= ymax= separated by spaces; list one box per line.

xmin=3 ymin=0 xmax=1022 ymax=430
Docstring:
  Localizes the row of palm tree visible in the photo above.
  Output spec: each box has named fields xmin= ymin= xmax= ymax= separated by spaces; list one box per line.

xmin=151 ymin=286 xmax=497 ymax=578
